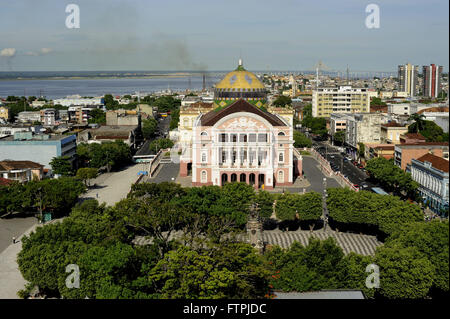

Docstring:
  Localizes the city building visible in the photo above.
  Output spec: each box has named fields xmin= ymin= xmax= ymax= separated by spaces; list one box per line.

xmin=87 ymin=125 xmax=139 ymax=148
xmin=422 ymin=64 xmax=444 ymax=98
xmin=0 ymin=124 xmax=44 ymax=138
xmin=394 ymin=142 xmax=449 ymax=171
xmin=329 ymin=113 xmax=353 ymax=135
xmin=68 ymin=105 xmax=102 ymax=124
xmin=40 ymin=108 xmax=57 ymax=126
xmin=417 ymin=106 xmax=449 ymax=133
xmin=0 ymin=106 xmax=10 ymax=122
xmin=387 ymin=103 xmax=411 ymax=116
xmin=410 ymin=153 xmax=449 ymax=214
xmin=380 ymin=121 xmax=409 ymax=144
xmin=312 ymin=86 xmax=370 ymax=118
xmin=0 ymin=160 xmax=44 ymax=182
xmin=178 ymin=102 xmax=214 ymax=147
xmin=106 ymin=110 xmax=140 ymax=126
xmin=54 ymin=95 xmax=104 ymax=107
xmin=365 ymin=144 xmax=395 ymax=160
xmin=17 ymin=111 xmax=41 ymax=123
xmin=179 ymin=99 xmax=302 ymax=189
xmin=0 ymin=132 xmax=77 ymax=169
xmin=345 ymin=113 xmax=387 ymax=159
xmin=31 ymin=100 xmax=46 ymax=108
xmin=398 ymin=63 xmax=419 ymax=97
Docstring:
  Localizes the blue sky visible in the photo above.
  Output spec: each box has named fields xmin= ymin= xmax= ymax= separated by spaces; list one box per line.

xmin=0 ymin=0 xmax=448 ymax=71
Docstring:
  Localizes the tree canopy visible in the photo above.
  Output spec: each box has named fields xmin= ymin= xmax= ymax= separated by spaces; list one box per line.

xmin=293 ymin=131 xmax=312 ymax=148
xmin=365 ymin=157 xmax=419 ymax=199
xmin=272 ymin=96 xmax=292 ymax=107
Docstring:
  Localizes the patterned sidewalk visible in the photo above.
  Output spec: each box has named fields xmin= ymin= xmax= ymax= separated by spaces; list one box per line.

xmin=133 ymin=229 xmax=382 ymax=256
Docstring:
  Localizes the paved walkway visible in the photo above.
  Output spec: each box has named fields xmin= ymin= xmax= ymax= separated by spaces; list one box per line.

xmin=81 ymin=164 xmax=144 ymax=206
xmin=0 ymin=216 xmax=37 ymax=253
xmin=133 ymin=229 xmax=382 ymax=256
xmin=0 ymin=164 xmax=142 ymax=299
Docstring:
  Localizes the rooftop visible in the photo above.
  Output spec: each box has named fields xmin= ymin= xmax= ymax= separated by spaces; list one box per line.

xmin=200 ymin=99 xmax=286 ymax=127
xmin=0 ymin=160 xmax=44 ymax=171
xmin=414 ymin=153 xmax=449 ymax=173
xmin=417 ymin=106 xmax=449 ymax=114
xmin=382 ymin=121 xmax=406 ymax=128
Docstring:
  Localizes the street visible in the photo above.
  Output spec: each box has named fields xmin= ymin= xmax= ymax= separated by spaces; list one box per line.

xmin=312 ymin=140 xmax=377 ymax=190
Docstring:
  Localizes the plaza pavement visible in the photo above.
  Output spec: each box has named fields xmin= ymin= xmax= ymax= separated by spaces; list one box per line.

xmin=0 ymin=164 xmax=142 ymax=299
xmin=133 ymin=229 xmax=382 ymax=256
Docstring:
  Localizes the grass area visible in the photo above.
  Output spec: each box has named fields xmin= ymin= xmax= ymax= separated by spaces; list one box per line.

xmin=300 ymin=150 xmax=311 ymax=155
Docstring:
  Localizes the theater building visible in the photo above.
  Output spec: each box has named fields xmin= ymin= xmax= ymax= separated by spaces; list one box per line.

xmin=179 ymin=99 xmax=302 ymax=189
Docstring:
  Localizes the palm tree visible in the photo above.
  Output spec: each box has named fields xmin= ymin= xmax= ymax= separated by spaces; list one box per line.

xmin=408 ymin=113 xmax=426 ymax=133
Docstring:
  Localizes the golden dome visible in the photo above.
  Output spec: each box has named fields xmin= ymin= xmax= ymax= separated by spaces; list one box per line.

xmin=215 ymin=60 xmax=265 ymax=90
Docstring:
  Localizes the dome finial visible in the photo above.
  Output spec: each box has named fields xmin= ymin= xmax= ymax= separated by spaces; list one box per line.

xmin=238 ymin=58 xmax=243 ymax=67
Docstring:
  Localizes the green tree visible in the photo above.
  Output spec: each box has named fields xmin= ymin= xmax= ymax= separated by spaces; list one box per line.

xmin=255 ymin=191 xmax=274 ymax=219
xmin=142 ymin=118 xmax=158 ymax=139
xmin=275 ymin=192 xmax=322 ymax=226
xmin=22 ymin=177 xmax=86 ymax=217
xmin=408 ymin=113 xmax=426 ymax=133
xmin=365 ymin=157 xmax=419 ymax=198
xmin=149 ymin=138 xmax=174 ymax=153
xmin=49 ymin=156 xmax=73 ymax=176
xmin=272 ymin=96 xmax=292 ymax=107
xmin=76 ymin=141 xmax=131 ymax=172
xmin=385 ymin=221 xmax=449 ymax=293
xmin=76 ymin=167 xmax=98 ymax=187
xmin=293 ymin=131 xmax=312 ymax=148
xmin=264 ymin=238 xmax=349 ymax=292
xmin=408 ymin=118 xmax=448 ymax=142
xmin=153 ymin=96 xmax=181 ymax=112
xmin=88 ymin=108 xmax=106 ymax=125
xmin=104 ymin=94 xmax=119 ymax=110
xmin=333 ymin=130 xmax=345 ymax=145
xmin=0 ymin=182 xmax=26 ymax=216
xmin=148 ymin=243 xmax=269 ymax=299
xmin=169 ymin=108 xmax=180 ymax=130
xmin=374 ymin=245 xmax=435 ymax=299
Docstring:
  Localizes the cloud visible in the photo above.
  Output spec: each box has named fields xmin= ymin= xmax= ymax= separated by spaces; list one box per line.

xmin=0 ymin=48 xmax=16 ymax=57
xmin=24 ymin=48 xmax=53 ymax=56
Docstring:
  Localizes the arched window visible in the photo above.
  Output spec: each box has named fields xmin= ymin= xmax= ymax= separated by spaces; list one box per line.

xmin=279 ymin=152 xmax=284 ymax=163
xmin=278 ymin=131 xmax=285 ymax=136
xmin=278 ymin=170 xmax=284 ymax=183
xmin=201 ymin=170 xmax=207 ymax=183
xmin=200 ymin=131 xmax=207 ymax=136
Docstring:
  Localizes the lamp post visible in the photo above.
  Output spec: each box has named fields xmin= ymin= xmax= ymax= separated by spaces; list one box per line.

xmin=322 ymin=177 xmax=328 ymax=231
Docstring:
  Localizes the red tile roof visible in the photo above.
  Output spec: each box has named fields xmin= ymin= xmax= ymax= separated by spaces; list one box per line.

xmin=415 ymin=153 xmax=449 ymax=173
xmin=417 ymin=106 xmax=449 ymax=114
xmin=382 ymin=121 xmax=405 ymax=128
xmin=0 ymin=160 xmax=44 ymax=171
xmin=0 ymin=177 xmax=13 ymax=186
xmin=401 ymin=132 xmax=426 ymax=140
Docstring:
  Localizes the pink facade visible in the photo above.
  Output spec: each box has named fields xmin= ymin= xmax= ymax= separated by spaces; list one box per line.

xmin=180 ymin=99 xmax=302 ymax=189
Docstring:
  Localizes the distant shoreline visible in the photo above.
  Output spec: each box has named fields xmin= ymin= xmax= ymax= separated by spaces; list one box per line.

xmin=0 ymin=73 xmax=198 ymax=81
